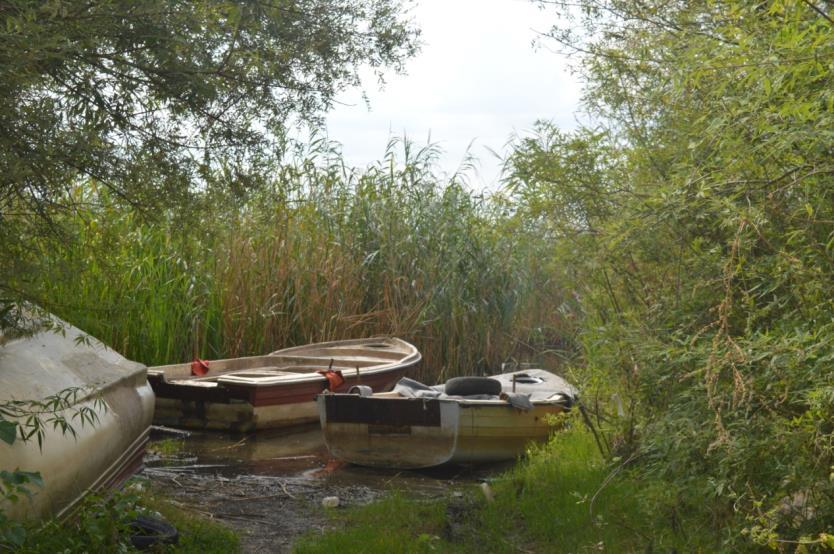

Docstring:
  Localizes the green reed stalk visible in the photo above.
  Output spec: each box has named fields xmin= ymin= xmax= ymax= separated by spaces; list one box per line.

xmin=34 ymin=139 xmax=570 ymax=381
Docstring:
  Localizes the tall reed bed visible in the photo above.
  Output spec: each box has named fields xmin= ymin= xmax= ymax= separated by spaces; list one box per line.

xmin=35 ymin=141 xmax=567 ymax=381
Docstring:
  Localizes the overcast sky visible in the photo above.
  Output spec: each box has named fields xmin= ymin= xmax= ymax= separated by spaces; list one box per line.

xmin=324 ymin=0 xmax=583 ymax=190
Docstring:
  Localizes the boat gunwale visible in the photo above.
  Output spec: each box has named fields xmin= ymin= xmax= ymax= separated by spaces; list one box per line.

xmin=269 ymin=336 xmax=419 ymax=357
xmin=318 ymin=392 xmax=573 ymax=409
xmin=146 ymin=337 xmax=421 ymax=389
xmin=214 ymin=359 xmax=419 ymax=387
xmin=146 ymin=336 xmax=422 ymax=392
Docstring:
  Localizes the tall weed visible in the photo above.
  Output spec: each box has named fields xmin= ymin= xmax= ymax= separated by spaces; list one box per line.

xmin=34 ymin=139 xmax=569 ymax=381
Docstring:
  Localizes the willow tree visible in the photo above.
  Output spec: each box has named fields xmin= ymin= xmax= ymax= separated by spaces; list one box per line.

xmin=0 ymin=0 xmax=418 ymax=328
xmin=514 ymin=0 xmax=834 ymax=548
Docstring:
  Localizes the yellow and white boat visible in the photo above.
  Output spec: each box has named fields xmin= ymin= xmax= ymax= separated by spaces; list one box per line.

xmin=317 ymin=369 xmax=577 ymax=469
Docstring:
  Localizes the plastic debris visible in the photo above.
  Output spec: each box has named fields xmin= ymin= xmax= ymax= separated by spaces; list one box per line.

xmin=480 ymin=482 xmax=495 ymax=502
xmin=321 ymin=496 xmax=340 ymax=508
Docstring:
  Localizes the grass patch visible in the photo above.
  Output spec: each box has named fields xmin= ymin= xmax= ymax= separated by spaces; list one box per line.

xmin=148 ymin=438 xmax=186 ymax=456
xmin=294 ymin=424 xmax=716 ymax=553
xmin=140 ymin=487 xmax=239 ymax=553
xmin=294 ymin=493 xmax=453 ymax=553
xmin=10 ymin=482 xmax=239 ymax=553
xmin=474 ymin=426 xmax=651 ymax=553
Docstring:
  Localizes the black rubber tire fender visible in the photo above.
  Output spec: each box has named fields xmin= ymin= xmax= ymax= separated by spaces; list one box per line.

xmin=129 ymin=515 xmax=179 ymax=550
xmin=444 ymin=376 xmax=502 ymax=396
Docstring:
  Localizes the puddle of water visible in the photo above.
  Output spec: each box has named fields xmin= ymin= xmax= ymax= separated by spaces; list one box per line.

xmin=148 ymin=425 xmax=327 ymax=474
xmin=147 ymin=424 xmax=510 ymax=496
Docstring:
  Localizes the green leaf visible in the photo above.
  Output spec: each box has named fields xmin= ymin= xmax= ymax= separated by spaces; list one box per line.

xmin=16 ymin=470 xmax=43 ymax=489
xmin=2 ymin=523 xmax=26 ymax=546
xmin=0 ymin=419 xmax=17 ymax=445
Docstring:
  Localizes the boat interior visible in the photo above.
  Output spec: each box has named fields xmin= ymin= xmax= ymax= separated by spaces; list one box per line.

xmin=148 ymin=339 xmax=417 ymax=386
xmin=355 ymin=370 xmax=578 ymax=406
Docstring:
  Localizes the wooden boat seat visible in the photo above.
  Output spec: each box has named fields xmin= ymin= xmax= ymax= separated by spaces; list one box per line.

xmin=171 ymin=366 xmax=302 ymax=384
xmin=220 ymin=369 xmax=301 ymax=379
xmin=170 ymin=379 xmax=220 ymax=387
xmin=370 ymin=391 xmax=404 ymax=398
xmin=270 ymin=356 xmax=384 ymax=368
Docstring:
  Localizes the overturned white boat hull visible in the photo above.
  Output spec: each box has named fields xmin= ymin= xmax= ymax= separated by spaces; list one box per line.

xmin=0 ymin=318 xmax=154 ymax=521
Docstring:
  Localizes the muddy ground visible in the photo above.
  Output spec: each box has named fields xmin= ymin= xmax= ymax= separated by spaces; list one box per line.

xmin=145 ymin=465 xmax=381 ymax=552
xmin=142 ymin=426 xmax=504 ymax=553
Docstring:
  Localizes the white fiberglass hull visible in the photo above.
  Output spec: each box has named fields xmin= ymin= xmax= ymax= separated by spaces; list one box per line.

xmin=0 ymin=318 xmax=154 ymax=521
xmin=318 ymin=395 xmax=568 ymax=469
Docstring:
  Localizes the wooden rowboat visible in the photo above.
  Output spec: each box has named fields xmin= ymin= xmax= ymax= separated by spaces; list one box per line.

xmin=147 ymin=338 xmax=421 ymax=432
xmin=317 ymin=369 xmax=577 ymax=469
xmin=0 ymin=317 xmax=154 ymax=521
